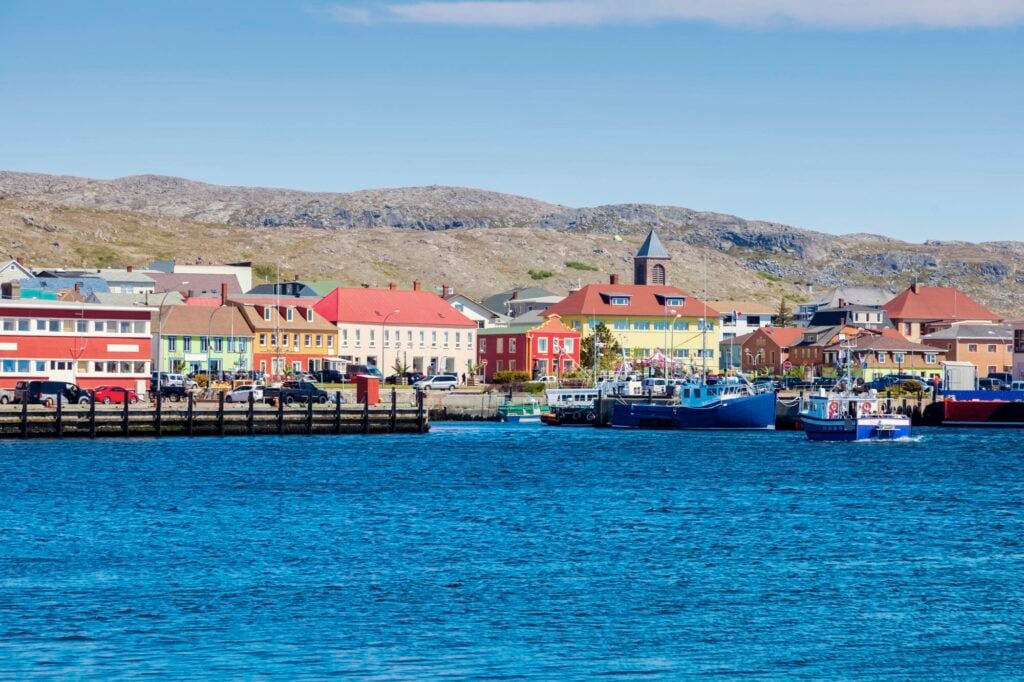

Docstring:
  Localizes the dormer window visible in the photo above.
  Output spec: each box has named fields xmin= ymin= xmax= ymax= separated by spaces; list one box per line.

xmin=262 ymin=307 xmax=272 ymax=321
xmin=286 ymin=307 xmax=294 ymax=322
xmin=665 ymin=297 xmax=685 ymax=307
xmin=306 ymin=308 xmax=313 ymax=322
xmin=610 ymin=296 xmax=631 ymax=306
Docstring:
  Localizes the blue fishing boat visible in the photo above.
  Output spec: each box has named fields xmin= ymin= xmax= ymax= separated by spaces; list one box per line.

xmin=800 ymin=393 xmax=911 ymax=441
xmin=611 ymin=379 xmax=777 ymax=430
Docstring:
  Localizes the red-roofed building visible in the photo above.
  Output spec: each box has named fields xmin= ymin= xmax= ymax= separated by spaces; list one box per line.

xmin=313 ymin=282 xmax=477 ymax=377
xmin=477 ymin=314 xmax=581 ymax=381
xmin=740 ymin=326 xmax=806 ymax=375
xmin=883 ymin=283 xmax=1000 ymax=342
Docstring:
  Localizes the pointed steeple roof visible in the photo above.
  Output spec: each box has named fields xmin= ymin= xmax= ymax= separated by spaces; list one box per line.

xmin=636 ymin=230 xmax=670 ymax=259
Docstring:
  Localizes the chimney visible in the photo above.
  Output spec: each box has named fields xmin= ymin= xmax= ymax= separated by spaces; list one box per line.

xmin=610 ymin=274 xmax=620 ymax=285
xmin=413 ymin=281 xmax=422 ymax=291
xmin=126 ymin=264 xmax=133 ymax=273
xmin=15 ymin=256 xmax=24 ymax=266
xmin=838 ymin=298 xmax=846 ymax=309
xmin=187 ymin=289 xmax=194 ymax=299
xmin=389 ymin=282 xmax=397 ymax=290
xmin=220 ymin=282 xmax=228 ymax=306
xmin=911 ymin=281 xmax=921 ymax=294
xmin=2 ymin=281 xmax=21 ymax=300
xmin=74 ymin=282 xmax=81 ymax=294
xmin=441 ymin=283 xmax=452 ymax=298
xmin=511 ymin=290 xmax=519 ymax=300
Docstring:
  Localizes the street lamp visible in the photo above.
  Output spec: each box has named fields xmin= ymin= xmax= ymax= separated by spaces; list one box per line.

xmin=207 ymin=304 xmax=231 ymax=389
xmin=154 ymin=284 xmax=187 ymax=388
xmin=381 ymin=309 xmax=400 ymax=380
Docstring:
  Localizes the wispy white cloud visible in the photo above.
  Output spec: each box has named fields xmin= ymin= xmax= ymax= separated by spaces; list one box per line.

xmin=327 ymin=0 xmax=1024 ymax=29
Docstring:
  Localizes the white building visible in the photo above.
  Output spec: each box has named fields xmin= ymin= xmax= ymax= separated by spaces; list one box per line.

xmin=707 ymin=300 xmax=775 ymax=342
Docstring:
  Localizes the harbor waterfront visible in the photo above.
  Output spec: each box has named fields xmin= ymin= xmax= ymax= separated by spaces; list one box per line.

xmin=2 ymin=424 xmax=1023 ymax=678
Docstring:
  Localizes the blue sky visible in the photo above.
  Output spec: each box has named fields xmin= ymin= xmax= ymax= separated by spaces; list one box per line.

xmin=0 ymin=1 xmax=1021 ymax=242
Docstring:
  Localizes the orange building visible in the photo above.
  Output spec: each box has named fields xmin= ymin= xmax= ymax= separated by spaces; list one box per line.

xmin=883 ymin=283 xmax=1000 ymax=342
xmin=922 ymin=323 xmax=1014 ymax=377
xmin=232 ymin=301 xmax=338 ymax=379
xmin=740 ymin=327 xmax=806 ymax=375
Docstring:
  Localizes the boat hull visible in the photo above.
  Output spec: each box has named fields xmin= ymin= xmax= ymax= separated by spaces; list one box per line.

xmin=502 ymin=414 xmax=542 ymax=424
xmin=611 ymin=391 xmax=776 ymax=430
xmin=940 ymin=399 xmax=1024 ymax=427
xmin=801 ymin=414 xmax=911 ymax=441
xmin=542 ymin=406 xmax=600 ymax=427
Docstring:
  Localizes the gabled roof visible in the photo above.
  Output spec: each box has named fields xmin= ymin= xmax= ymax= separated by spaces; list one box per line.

xmin=807 ymin=286 xmax=896 ymax=308
xmin=836 ymin=329 xmax=942 ymax=353
xmin=314 ymin=287 xmax=476 ymax=328
xmin=147 ymin=272 xmax=242 ymax=297
xmin=0 ymin=259 xmax=33 ymax=279
xmin=303 ymin=280 xmax=348 ymax=297
xmin=719 ymin=330 xmax=758 ymax=347
xmin=636 ymin=230 xmax=670 ymax=259
xmin=883 ymin=286 xmax=999 ymax=322
xmin=545 ymin=284 xmax=717 ymax=318
xmin=478 ymin=313 xmax=579 ymax=337
xmin=481 ymin=287 xmax=556 ymax=313
xmin=157 ymin=305 xmax=251 ymax=336
xmin=232 ymin=302 xmax=336 ymax=332
xmin=746 ymin=326 xmax=806 ymax=348
xmin=921 ymin=323 xmax=1013 ymax=341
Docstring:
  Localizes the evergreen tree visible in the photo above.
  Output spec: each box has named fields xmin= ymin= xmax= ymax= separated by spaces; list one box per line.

xmin=580 ymin=322 xmax=623 ymax=373
xmin=776 ymin=296 xmax=793 ymax=327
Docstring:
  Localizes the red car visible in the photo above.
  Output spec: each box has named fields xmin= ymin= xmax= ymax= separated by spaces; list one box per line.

xmin=90 ymin=385 xmax=140 ymax=405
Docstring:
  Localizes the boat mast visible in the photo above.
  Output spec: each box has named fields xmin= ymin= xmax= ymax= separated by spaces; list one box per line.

xmin=701 ymin=254 xmax=708 ymax=380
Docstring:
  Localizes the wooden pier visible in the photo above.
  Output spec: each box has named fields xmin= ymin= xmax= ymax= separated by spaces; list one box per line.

xmin=0 ymin=390 xmax=428 ymax=439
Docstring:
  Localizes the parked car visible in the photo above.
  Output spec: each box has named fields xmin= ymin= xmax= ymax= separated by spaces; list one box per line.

xmin=978 ymin=377 xmax=1008 ymax=391
xmin=752 ymin=376 xmax=779 ymax=390
xmin=0 ymin=388 xmax=13 ymax=405
xmin=151 ymin=372 xmax=198 ymax=391
xmin=90 ymin=385 xmax=140 ymax=405
xmin=537 ymin=375 xmax=559 ymax=384
xmin=386 ymin=371 xmax=425 ymax=385
xmin=413 ymin=375 xmax=459 ymax=391
xmin=315 ymin=369 xmax=346 ymax=384
xmin=1010 ymin=381 xmax=1024 ymax=391
xmin=987 ymin=372 xmax=1014 ymax=385
xmin=265 ymin=381 xmax=330 ymax=405
xmin=642 ymin=377 xmax=668 ymax=396
xmin=14 ymin=380 xmax=85 ymax=406
xmin=225 ymin=384 xmax=264 ymax=403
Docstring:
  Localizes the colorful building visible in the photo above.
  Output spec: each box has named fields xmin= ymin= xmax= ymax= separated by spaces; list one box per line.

xmin=314 ymin=282 xmax=477 ymax=377
xmin=1013 ymin=321 xmax=1024 ymax=381
xmin=233 ymin=301 xmax=338 ymax=378
xmin=476 ymin=314 xmax=581 ymax=381
xmin=708 ymin=300 xmax=776 ymax=341
xmin=740 ymin=327 xmax=806 ymax=375
xmin=0 ymin=298 xmax=153 ymax=392
xmin=921 ymin=323 xmax=1014 ymax=378
xmin=828 ymin=329 xmax=945 ymax=382
xmin=154 ymin=304 xmax=253 ymax=375
xmin=883 ymin=283 xmax=1000 ymax=342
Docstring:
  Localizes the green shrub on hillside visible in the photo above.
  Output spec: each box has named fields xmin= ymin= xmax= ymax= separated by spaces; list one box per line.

xmin=565 ymin=261 xmax=598 ymax=271
xmin=528 ymin=269 xmax=554 ymax=280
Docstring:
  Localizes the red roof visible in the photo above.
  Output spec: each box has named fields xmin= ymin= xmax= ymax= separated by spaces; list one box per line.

xmin=883 ymin=286 xmax=999 ymax=322
xmin=749 ymin=326 xmax=805 ymax=348
xmin=314 ymin=287 xmax=476 ymax=328
xmin=544 ymin=284 xmax=719 ymax=318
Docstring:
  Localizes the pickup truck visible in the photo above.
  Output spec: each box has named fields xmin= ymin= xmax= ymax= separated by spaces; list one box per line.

xmin=263 ymin=381 xmax=331 ymax=406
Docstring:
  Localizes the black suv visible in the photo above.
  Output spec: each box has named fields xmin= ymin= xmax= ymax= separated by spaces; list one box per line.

xmin=13 ymin=380 xmax=85 ymax=406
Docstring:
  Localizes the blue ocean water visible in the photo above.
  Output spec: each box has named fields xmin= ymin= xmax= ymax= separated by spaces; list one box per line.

xmin=1 ymin=424 xmax=1023 ymax=679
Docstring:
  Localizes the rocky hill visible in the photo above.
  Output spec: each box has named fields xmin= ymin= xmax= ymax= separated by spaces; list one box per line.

xmin=1 ymin=171 xmax=1021 ymax=315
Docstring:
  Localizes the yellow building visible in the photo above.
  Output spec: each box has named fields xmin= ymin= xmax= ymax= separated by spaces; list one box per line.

xmin=544 ymin=231 xmax=720 ymax=368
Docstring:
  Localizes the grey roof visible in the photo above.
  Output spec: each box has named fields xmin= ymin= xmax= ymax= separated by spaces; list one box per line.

xmin=90 ymin=291 xmax=185 ymax=307
xmin=96 ymin=269 xmax=156 ymax=285
xmin=481 ymin=287 xmax=557 ymax=313
xmin=922 ymin=323 xmax=1013 ymax=341
xmin=636 ymin=230 xmax=670 ymax=259
xmin=20 ymin=277 xmax=109 ymax=297
xmin=147 ymin=272 xmax=242 ymax=296
xmin=807 ymin=286 xmax=896 ymax=309
xmin=247 ymin=282 xmax=320 ymax=297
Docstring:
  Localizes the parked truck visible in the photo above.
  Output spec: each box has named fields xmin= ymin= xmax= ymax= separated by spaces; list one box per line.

xmin=263 ymin=381 xmax=331 ymax=406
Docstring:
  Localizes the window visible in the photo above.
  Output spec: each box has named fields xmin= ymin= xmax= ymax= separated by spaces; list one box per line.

xmin=673 ymin=320 xmax=689 ymax=331
xmin=480 ymin=338 xmax=487 ymax=353
xmin=17 ymin=319 xmax=29 ymax=331
xmin=35 ymin=361 xmax=45 ymax=372
xmin=183 ymin=336 xmax=192 ymax=352
xmin=200 ymin=337 xmax=209 ymax=352
xmin=407 ymin=330 xmax=413 ymax=344
xmin=634 ymin=320 xmax=650 ymax=331
xmin=747 ymin=316 xmax=761 ymax=326
xmin=326 ymin=336 xmax=333 ymax=349
xmin=610 ymin=296 xmax=631 ymax=306
xmin=497 ymin=338 xmax=504 ymax=353
xmin=988 ymin=344 xmax=997 ymax=353
xmin=904 ymin=323 xmax=912 ymax=335
xmin=306 ymin=309 xmax=314 ymax=322
xmin=496 ymin=360 xmax=503 ymax=372
xmin=35 ymin=320 xmax=46 ymax=331
xmin=282 ymin=333 xmax=289 ymax=346
xmin=698 ymin=320 xmax=714 ymax=332
xmin=286 ymin=308 xmax=294 ymax=322
xmin=444 ymin=331 xmax=449 ymax=347
xmin=455 ymin=332 xmax=461 ymax=347
xmin=894 ymin=353 xmax=905 ymax=364
xmin=49 ymin=320 xmax=61 ymax=332
xmin=270 ymin=333 xmax=277 ymax=346
xmin=119 ymin=321 xmax=131 ymax=333
xmin=968 ymin=344 xmax=978 ymax=352
xmin=355 ymin=329 xmax=361 ymax=344
xmin=877 ymin=352 xmax=887 ymax=363
xmin=304 ymin=334 xmax=312 ymax=347
xmin=167 ymin=336 xmax=177 ymax=351
xmin=509 ymin=338 xmax=517 ymax=353
xmin=369 ymin=329 xmax=375 ymax=345
xmin=613 ymin=320 xmax=629 ymax=330
xmin=563 ymin=338 xmax=574 ymax=353
xmin=651 ymin=264 xmax=666 ymax=285
xmin=509 ymin=360 xmax=516 ymax=371
xmin=665 ymin=297 xmax=684 ymax=307
xmin=258 ymin=334 xmax=266 ymax=347
xmin=653 ymin=321 xmax=668 ymax=331
xmin=263 ymin=307 xmax=272 ymax=321
xmin=538 ymin=338 xmax=548 ymax=353
xmin=419 ymin=330 xmax=425 ymax=345
xmin=467 ymin=332 xmax=473 ymax=348
xmin=214 ymin=337 xmax=223 ymax=352
xmin=925 ymin=353 xmax=937 ymax=364
xmin=431 ymin=331 xmax=437 ymax=347
xmin=315 ymin=334 xmax=322 ymax=347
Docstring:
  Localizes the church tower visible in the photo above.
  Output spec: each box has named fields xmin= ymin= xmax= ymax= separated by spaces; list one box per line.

xmin=633 ymin=230 xmax=671 ymax=286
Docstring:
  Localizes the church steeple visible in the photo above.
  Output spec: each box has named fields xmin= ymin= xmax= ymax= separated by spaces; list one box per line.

xmin=634 ymin=230 xmax=671 ymax=285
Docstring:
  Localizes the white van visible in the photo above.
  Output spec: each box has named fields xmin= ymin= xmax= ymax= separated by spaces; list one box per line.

xmin=413 ymin=375 xmax=459 ymax=391
xmin=642 ymin=377 xmax=667 ymax=396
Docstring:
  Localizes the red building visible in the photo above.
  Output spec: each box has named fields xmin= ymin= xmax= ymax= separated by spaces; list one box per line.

xmin=476 ymin=314 xmax=581 ymax=381
xmin=0 ymin=298 xmax=153 ymax=392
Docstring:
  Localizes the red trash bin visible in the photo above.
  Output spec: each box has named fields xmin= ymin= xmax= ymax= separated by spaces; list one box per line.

xmin=355 ymin=375 xmax=380 ymax=406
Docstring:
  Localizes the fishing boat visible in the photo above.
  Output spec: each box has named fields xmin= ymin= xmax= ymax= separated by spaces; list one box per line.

xmin=498 ymin=399 xmax=549 ymax=424
xmin=798 ymin=334 xmax=911 ymax=441
xmin=611 ymin=377 xmax=777 ymax=430
xmin=799 ymin=392 xmax=911 ymax=441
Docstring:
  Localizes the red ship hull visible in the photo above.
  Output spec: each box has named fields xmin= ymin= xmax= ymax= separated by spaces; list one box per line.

xmin=941 ymin=400 xmax=1024 ymax=427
